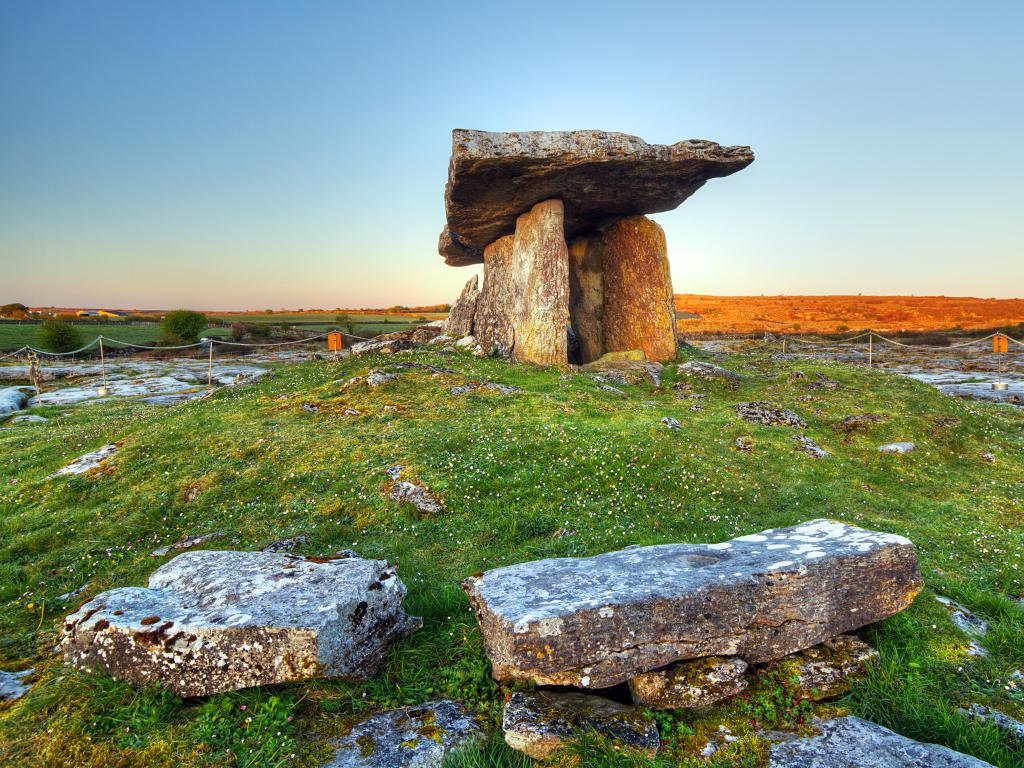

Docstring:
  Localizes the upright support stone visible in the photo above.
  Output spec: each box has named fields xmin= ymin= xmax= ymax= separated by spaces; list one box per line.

xmin=443 ymin=275 xmax=480 ymax=338
xmin=568 ymin=237 xmax=604 ymax=363
xmin=474 ymin=235 xmax=517 ymax=355
xmin=510 ymin=200 xmax=569 ymax=366
xmin=599 ymin=216 xmax=676 ymax=362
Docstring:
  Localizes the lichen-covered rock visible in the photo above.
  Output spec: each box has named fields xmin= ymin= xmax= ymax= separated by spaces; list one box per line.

xmin=767 ymin=716 xmax=994 ymax=767
xmin=509 ymin=200 xmax=569 ymax=366
xmin=737 ymin=402 xmax=806 ymax=428
xmin=47 ymin=444 xmax=118 ymax=478
xmin=793 ymin=435 xmax=829 ymax=459
xmin=678 ymin=360 xmax=741 ymax=385
xmin=150 ymin=531 xmax=226 ymax=557
xmin=438 ymin=129 xmax=753 ymax=266
xmin=443 ymin=275 xmax=480 ymax=338
xmin=0 ymin=668 xmax=32 ymax=701
xmin=629 ymin=656 xmax=748 ymax=709
xmin=350 ymin=338 xmax=414 ymax=356
xmin=323 ymin=700 xmax=482 ymax=767
xmin=781 ymin=635 xmax=879 ymax=701
xmin=879 ymin=441 xmax=916 ymax=454
xmin=590 ymin=216 xmax=676 ymax=362
xmin=957 ymin=704 xmax=1024 ymax=745
xmin=463 ymin=520 xmax=921 ymax=689
xmin=838 ymin=413 xmax=887 ymax=432
xmin=502 ymin=690 xmax=658 ymax=760
xmin=473 ymin=235 xmax=517 ymax=356
xmin=60 ymin=551 xmax=421 ymax=697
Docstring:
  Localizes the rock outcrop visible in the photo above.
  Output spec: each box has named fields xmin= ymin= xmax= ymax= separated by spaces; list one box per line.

xmin=323 ymin=700 xmax=482 ymax=767
xmin=436 ymin=129 xmax=752 ymax=365
xmin=462 ymin=519 xmax=921 ymax=689
xmin=61 ymin=550 xmax=420 ymax=697
xmin=766 ymin=716 xmax=994 ymax=767
xmin=502 ymin=690 xmax=658 ymax=759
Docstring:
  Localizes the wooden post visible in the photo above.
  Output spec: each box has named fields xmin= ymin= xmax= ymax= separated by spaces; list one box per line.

xmin=208 ymin=339 xmax=214 ymax=386
xmin=868 ymin=333 xmax=873 ymax=369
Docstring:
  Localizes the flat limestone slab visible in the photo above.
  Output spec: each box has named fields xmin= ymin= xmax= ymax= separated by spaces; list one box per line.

xmin=462 ymin=520 xmax=921 ymax=688
xmin=767 ymin=716 xmax=994 ymax=767
xmin=61 ymin=551 xmax=421 ymax=697
xmin=439 ymin=129 xmax=753 ymax=265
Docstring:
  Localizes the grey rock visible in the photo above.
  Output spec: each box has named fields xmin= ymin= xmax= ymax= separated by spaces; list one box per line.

xmin=793 ymin=435 xmax=829 ymax=459
xmin=350 ymin=339 xmax=413 ymax=356
xmin=385 ymin=465 xmax=404 ymax=481
xmin=439 ymin=129 xmax=753 ymax=266
xmin=767 ymin=716 xmax=994 ymax=767
xmin=58 ymin=583 xmax=90 ymax=602
xmin=879 ymin=441 xmax=916 ymax=454
xmin=0 ymin=668 xmax=33 ymax=701
xmin=980 ymin=452 xmax=996 ymax=464
xmin=47 ymin=444 xmax=118 ymax=478
xmin=838 ymin=413 xmax=887 ymax=432
xmin=366 ymin=370 xmax=397 ymax=387
xmin=629 ymin=656 xmax=748 ymax=709
xmin=934 ymin=596 xmax=988 ymax=638
xmin=151 ymin=531 xmax=227 ymax=557
xmin=261 ymin=534 xmax=310 ymax=553
xmin=644 ymin=363 xmax=663 ymax=387
xmin=735 ymin=436 xmax=754 ymax=452
xmin=450 ymin=384 xmax=476 ymax=395
xmin=323 ymin=699 xmax=482 ymax=767
xmin=389 ymin=479 xmax=443 ymax=515
xmin=10 ymin=414 xmax=48 ymax=423
xmin=678 ymin=360 xmax=741 ymax=385
xmin=502 ymin=690 xmax=658 ymax=760
xmin=302 ymin=403 xmax=322 ymax=413
xmin=443 ymin=275 xmax=480 ymax=338
xmin=463 ymin=519 xmax=922 ymax=688
xmin=957 ymin=704 xmax=1024 ymax=745
xmin=61 ymin=550 xmax=421 ymax=697
xmin=595 ymin=381 xmax=626 ymax=396
xmin=661 ymin=417 xmax=681 ymax=430
xmin=737 ymin=402 xmax=806 ymax=428
xmin=0 ymin=387 xmax=29 ymax=416
xmin=784 ymin=635 xmax=879 ymax=700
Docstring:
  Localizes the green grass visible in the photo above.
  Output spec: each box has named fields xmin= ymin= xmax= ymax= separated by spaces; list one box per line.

xmin=1 ymin=345 xmax=1022 ymax=766
xmin=0 ymin=324 xmax=232 ymax=352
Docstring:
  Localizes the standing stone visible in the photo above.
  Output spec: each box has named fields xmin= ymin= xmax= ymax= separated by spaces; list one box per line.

xmin=443 ymin=275 xmax=480 ymax=338
xmin=597 ymin=216 xmax=677 ymax=362
xmin=463 ymin=519 xmax=922 ymax=689
xmin=61 ymin=551 xmax=421 ymax=697
xmin=568 ymin=237 xmax=604 ymax=363
xmin=473 ymin=235 xmax=517 ymax=355
xmin=510 ymin=200 xmax=569 ymax=366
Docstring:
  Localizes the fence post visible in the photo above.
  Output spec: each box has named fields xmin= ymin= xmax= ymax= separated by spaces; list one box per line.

xmin=98 ymin=336 xmax=109 ymax=395
xmin=868 ymin=333 xmax=873 ymax=369
xmin=208 ymin=339 xmax=214 ymax=386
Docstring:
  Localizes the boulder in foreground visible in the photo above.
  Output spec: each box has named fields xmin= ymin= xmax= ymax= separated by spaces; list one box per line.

xmin=767 ymin=716 xmax=994 ymax=767
xmin=61 ymin=551 xmax=421 ymax=697
xmin=463 ymin=520 xmax=921 ymax=688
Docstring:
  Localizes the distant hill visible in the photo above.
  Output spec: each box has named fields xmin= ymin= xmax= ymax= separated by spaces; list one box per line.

xmin=674 ymin=294 xmax=1024 ymax=335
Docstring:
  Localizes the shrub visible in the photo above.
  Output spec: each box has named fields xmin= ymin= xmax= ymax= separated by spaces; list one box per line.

xmin=160 ymin=310 xmax=207 ymax=345
xmin=38 ymin=320 xmax=83 ymax=352
xmin=249 ymin=324 xmax=271 ymax=339
xmin=229 ymin=323 xmax=249 ymax=342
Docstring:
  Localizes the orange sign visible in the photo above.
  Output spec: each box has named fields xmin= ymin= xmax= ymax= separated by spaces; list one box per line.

xmin=993 ymin=334 xmax=1008 ymax=353
xmin=327 ymin=331 xmax=344 ymax=352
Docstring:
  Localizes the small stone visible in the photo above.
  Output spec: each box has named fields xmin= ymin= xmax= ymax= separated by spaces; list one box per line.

xmin=644 ymin=363 xmax=663 ymax=387
xmin=366 ymin=370 xmax=397 ymax=387
xmin=0 ymin=668 xmax=33 ymax=701
xmin=390 ymin=480 xmax=443 ymax=515
xmin=767 ymin=716 xmax=995 ymax=767
xmin=261 ymin=535 xmax=310 ymax=553
xmin=782 ymin=635 xmax=879 ymax=701
xmin=61 ymin=551 xmax=421 ymax=697
xmin=678 ymin=360 xmax=741 ymax=385
xmin=934 ymin=596 xmax=988 ymax=638
xmin=47 ymin=444 xmax=118 ymax=478
xmin=450 ymin=384 xmax=477 ymax=395
xmin=58 ymin=583 xmax=89 ymax=602
xmin=737 ymin=402 xmax=806 ymax=428
xmin=343 ymin=408 xmax=361 ymax=416
xmin=302 ymin=403 xmax=322 ymax=413
xmin=957 ymin=704 xmax=1024 ymax=745
xmin=629 ymin=656 xmax=748 ymax=709
xmin=735 ymin=436 xmax=754 ymax=452
xmin=323 ymin=699 xmax=482 ymax=767
xmin=502 ymin=690 xmax=659 ymax=760
xmin=454 ymin=335 xmax=478 ymax=350
xmin=879 ymin=441 xmax=915 ymax=454
xmin=793 ymin=435 xmax=829 ymax=459
xmin=838 ymin=413 xmax=887 ymax=432
xmin=151 ymin=531 xmax=226 ymax=557
xmin=10 ymin=414 xmax=47 ymax=423
xmin=980 ymin=452 xmax=996 ymax=464
xmin=661 ymin=417 xmax=681 ymax=430
xmin=385 ymin=465 xmax=404 ymax=481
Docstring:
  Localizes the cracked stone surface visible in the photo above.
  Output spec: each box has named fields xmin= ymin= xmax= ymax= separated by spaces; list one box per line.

xmin=438 ymin=129 xmax=753 ymax=266
xmin=502 ymin=690 xmax=658 ymax=759
xmin=463 ymin=520 xmax=921 ymax=688
xmin=47 ymin=444 xmax=118 ymax=478
xmin=323 ymin=699 xmax=482 ymax=767
xmin=766 ymin=716 xmax=994 ymax=767
xmin=737 ymin=402 xmax=807 ymax=428
xmin=60 ymin=550 xmax=421 ymax=697
xmin=678 ymin=360 xmax=741 ymax=385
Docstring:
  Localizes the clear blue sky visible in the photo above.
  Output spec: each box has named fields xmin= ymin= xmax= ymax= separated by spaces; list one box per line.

xmin=1 ymin=1 xmax=1021 ymax=310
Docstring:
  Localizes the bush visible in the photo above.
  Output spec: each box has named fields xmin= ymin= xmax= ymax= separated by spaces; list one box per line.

xmin=37 ymin=320 xmax=83 ymax=352
xmin=249 ymin=324 xmax=271 ymax=339
xmin=229 ymin=323 xmax=250 ymax=342
xmin=160 ymin=310 xmax=207 ymax=345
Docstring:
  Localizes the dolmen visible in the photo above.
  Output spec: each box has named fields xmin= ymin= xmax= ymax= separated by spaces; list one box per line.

xmin=463 ymin=519 xmax=924 ymax=755
xmin=438 ymin=129 xmax=753 ymax=365
xmin=60 ymin=550 xmax=420 ymax=697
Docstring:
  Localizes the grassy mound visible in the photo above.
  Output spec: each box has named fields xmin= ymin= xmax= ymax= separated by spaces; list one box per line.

xmin=1 ymin=346 xmax=1022 ymax=767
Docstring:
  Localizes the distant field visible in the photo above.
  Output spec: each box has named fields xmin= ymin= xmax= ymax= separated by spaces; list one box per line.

xmin=0 ymin=324 xmax=229 ymax=352
xmin=209 ymin=312 xmax=445 ymax=325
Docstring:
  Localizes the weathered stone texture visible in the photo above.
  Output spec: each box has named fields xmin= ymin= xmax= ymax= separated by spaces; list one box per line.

xmin=629 ymin=656 xmax=748 ymax=709
xmin=509 ymin=200 xmax=569 ymax=365
xmin=439 ymin=129 xmax=754 ymax=266
xmin=463 ymin=520 xmax=922 ymax=689
xmin=784 ymin=634 xmax=879 ymax=700
xmin=61 ymin=551 xmax=421 ymax=697
xmin=567 ymin=237 xmax=604 ymax=363
xmin=502 ymin=690 xmax=658 ymax=760
xmin=598 ymin=216 xmax=677 ymax=362
xmin=443 ymin=275 xmax=479 ymax=338
xmin=473 ymin=235 xmax=517 ymax=355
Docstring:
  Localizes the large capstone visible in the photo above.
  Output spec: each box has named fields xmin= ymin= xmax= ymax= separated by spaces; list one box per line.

xmin=439 ymin=130 xmax=753 ymax=266
xmin=462 ymin=520 xmax=921 ymax=689
xmin=61 ymin=550 xmax=421 ymax=697
xmin=766 ymin=716 xmax=994 ymax=767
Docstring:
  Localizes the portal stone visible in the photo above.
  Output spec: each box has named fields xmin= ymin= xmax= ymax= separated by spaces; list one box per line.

xmin=473 ymin=235 xmax=517 ymax=355
xmin=443 ymin=275 xmax=479 ymax=338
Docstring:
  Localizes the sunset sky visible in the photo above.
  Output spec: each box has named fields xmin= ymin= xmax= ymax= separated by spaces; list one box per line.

xmin=1 ymin=1 xmax=1022 ymax=310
